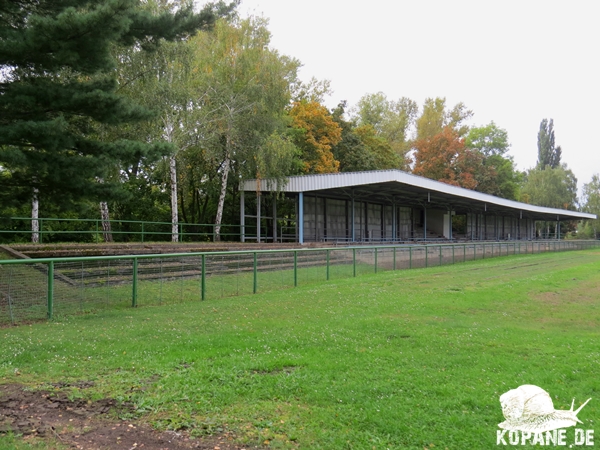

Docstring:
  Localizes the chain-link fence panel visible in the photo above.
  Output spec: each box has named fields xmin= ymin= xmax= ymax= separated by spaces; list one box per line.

xmin=0 ymin=262 xmax=47 ymax=323
xmin=256 ymin=251 xmax=295 ymax=293
xmin=205 ymin=253 xmax=254 ymax=300
xmin=328 ymin=249 xmax=354 ymax=280
xmin=53 ymin=259 xmax=134 ymax=316
xmin=2 ymin=241 xmax=600 ymax=325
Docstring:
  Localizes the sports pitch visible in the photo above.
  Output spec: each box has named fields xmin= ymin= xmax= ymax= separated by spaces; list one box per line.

xmin=1 ymin=250 xmax=599 ymax=449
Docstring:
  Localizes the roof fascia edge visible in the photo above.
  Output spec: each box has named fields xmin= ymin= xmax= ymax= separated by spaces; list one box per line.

xmin=241 ymin=171 xmax=596 ymax=219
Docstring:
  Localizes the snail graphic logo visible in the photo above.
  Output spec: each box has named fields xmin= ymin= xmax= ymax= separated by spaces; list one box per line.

xmin=498 ymin=385 xmax=591 ymax=433
xmin=496 ymin=384 xmax=594 ymax=446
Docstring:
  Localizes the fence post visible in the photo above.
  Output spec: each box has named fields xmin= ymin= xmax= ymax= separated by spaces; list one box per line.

xmin=409 ymin=247 xmax=412 ymax=269
xmin=353 ymin=248 xmax=357 ymax=277
xmin=425 ymin=246 xmax=428 ymax=268
xmin=201 ymin=254 xmax=206 ymax=300
xmin=40 ymin=218 xmax=43 ymax=244
xmin=393 ymin=247 xmax=396 ymax=271
xmin=326 ymin=249 xmax=330 ymax=280
xmin=95 ymin=220 xmax=99 ymax=244
xmin=253 ymin=252 xmax=258 ymax=294
xmin=47 ymin=261 xmax=54 ymax=320
xmin=142 ymin=223 xmax=145 ymax=243
xmin=452 ymin=245 xmax=455 ymax=264
xmin=132 ymin=258 xmax=138 ymax=307
xmin=464 ymin=244 xmax=466 ymax=262
xmin=483 ymin=243 xmax=486 ymax=259
xmin=294 ymin=251 xmax=298 ymax=286
xmin=374 ymin=248 xmax=378 ymax=273
xmin=439 ymin=245 xmax=442 ymax=266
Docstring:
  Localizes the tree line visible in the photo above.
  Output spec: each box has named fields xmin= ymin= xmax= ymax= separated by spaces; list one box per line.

xmin=1 ymin=0 xmax=598 ymax=241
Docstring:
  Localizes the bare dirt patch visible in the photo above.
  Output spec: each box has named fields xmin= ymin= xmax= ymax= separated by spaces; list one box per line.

xmin=0 ymin=383 xmax=257 ymax=450
xmin=532 ymin=277 xmax=600 ymax=306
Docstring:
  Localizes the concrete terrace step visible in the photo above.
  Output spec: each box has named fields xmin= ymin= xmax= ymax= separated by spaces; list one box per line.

xmin=2 ymin=242 xmax=345 ymax=287
xmin=7 ymin=242 xmax=335 ymax=259
xmin=56 ymin=252 xmax=353 ymax=287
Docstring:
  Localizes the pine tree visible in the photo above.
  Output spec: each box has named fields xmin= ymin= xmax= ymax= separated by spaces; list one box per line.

xmin=0 ymin=0 xmax=236 ymax=211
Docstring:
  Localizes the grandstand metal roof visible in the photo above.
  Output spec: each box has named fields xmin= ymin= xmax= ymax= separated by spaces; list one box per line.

xmin=241 ymin=170 xmax=596 ymax=221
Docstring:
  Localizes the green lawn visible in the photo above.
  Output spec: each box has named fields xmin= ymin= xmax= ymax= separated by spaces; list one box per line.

xmin=1 ymin=250 xmax=599 ymax=449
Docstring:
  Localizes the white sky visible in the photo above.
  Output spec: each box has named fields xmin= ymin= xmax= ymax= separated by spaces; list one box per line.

xmin=238 ymin=0 xmax=600 ymax=198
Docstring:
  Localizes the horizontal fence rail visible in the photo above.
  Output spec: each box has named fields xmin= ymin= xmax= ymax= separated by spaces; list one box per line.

xmin=0 ymin=217 xmax=252 ymax=244
xmin=1 ymin=240 xmax=599 ymax=325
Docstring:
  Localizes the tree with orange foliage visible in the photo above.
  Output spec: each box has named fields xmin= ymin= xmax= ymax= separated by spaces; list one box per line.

xmin=289 ymin=100 xmax=342 ymax=174
xmin=413 ymin=126 xmax=481 ymax=189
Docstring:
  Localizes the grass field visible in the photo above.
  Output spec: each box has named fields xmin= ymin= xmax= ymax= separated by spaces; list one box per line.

xmin=1 ymin=249 xmax=599 ymax=449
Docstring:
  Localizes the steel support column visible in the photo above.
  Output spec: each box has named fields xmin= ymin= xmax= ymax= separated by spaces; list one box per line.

xmin=298 ymin=192 xmax=304 ymax=244
xmin=240 ymin=190 xmax=245 ymax=242
xmin=392 ymin=203 xmax=397 ymax=241
xmin=257 ymin=194 xmax=261 ymax=243
xmin=351 ymin=196 xmax=356 ymax=242
xmin=272 ymin=194 xmax=277 ymax=243
xmin=423 ymin=206 xmax=427 ymax=240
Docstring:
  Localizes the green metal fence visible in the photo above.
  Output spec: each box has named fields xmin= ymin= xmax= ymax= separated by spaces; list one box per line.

xmin=1 ymin=240 xmax=598 ymax=325
xmin=0 ymin=217 xmax=250 ymax=243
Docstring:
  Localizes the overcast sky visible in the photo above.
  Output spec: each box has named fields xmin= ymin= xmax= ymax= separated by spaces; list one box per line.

xmin=237 ymin=0 xmax=599 ymax=197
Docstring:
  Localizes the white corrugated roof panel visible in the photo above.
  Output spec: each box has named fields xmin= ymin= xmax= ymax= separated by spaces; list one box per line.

xmin=241 ymin=170 xmax=596 ymax=220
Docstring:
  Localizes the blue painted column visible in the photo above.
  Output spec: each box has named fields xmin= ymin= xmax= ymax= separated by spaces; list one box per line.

xmin=298 ymin=192 xmax=304 ymax=244
xmin=257 ymin=194 xmax=261 ymax=243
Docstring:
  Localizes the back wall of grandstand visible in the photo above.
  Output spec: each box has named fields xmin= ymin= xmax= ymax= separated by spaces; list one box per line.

xmin=240 ymin=170 xmax=595 ymax=244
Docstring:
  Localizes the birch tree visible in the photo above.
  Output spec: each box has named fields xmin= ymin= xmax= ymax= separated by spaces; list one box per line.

xmin=113 ymin=36 xmax=200 ymax=241
xmin=31 ymin=187 xmax=39 ymax=243
xmin=99 ymin=200 xmax=113 ymax=243
xmin=190 ymin=18 xmax=300 ymax=241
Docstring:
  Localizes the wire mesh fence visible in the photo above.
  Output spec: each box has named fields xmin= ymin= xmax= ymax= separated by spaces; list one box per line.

xmin=1 ymin=240 xmax=598 ymax=325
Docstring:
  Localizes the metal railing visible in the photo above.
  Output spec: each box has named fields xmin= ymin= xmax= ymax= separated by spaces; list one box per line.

xmin=1 ymin=240 xmax=598 ymax=325
xmin=0 ymin=217 xmax=252 ymax=243
xmin=1 ymin=217 xmax=574 ymax=245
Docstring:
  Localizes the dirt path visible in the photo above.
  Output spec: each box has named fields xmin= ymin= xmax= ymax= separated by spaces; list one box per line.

xmin=0 ymin=383 xmax=256 ymax=450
